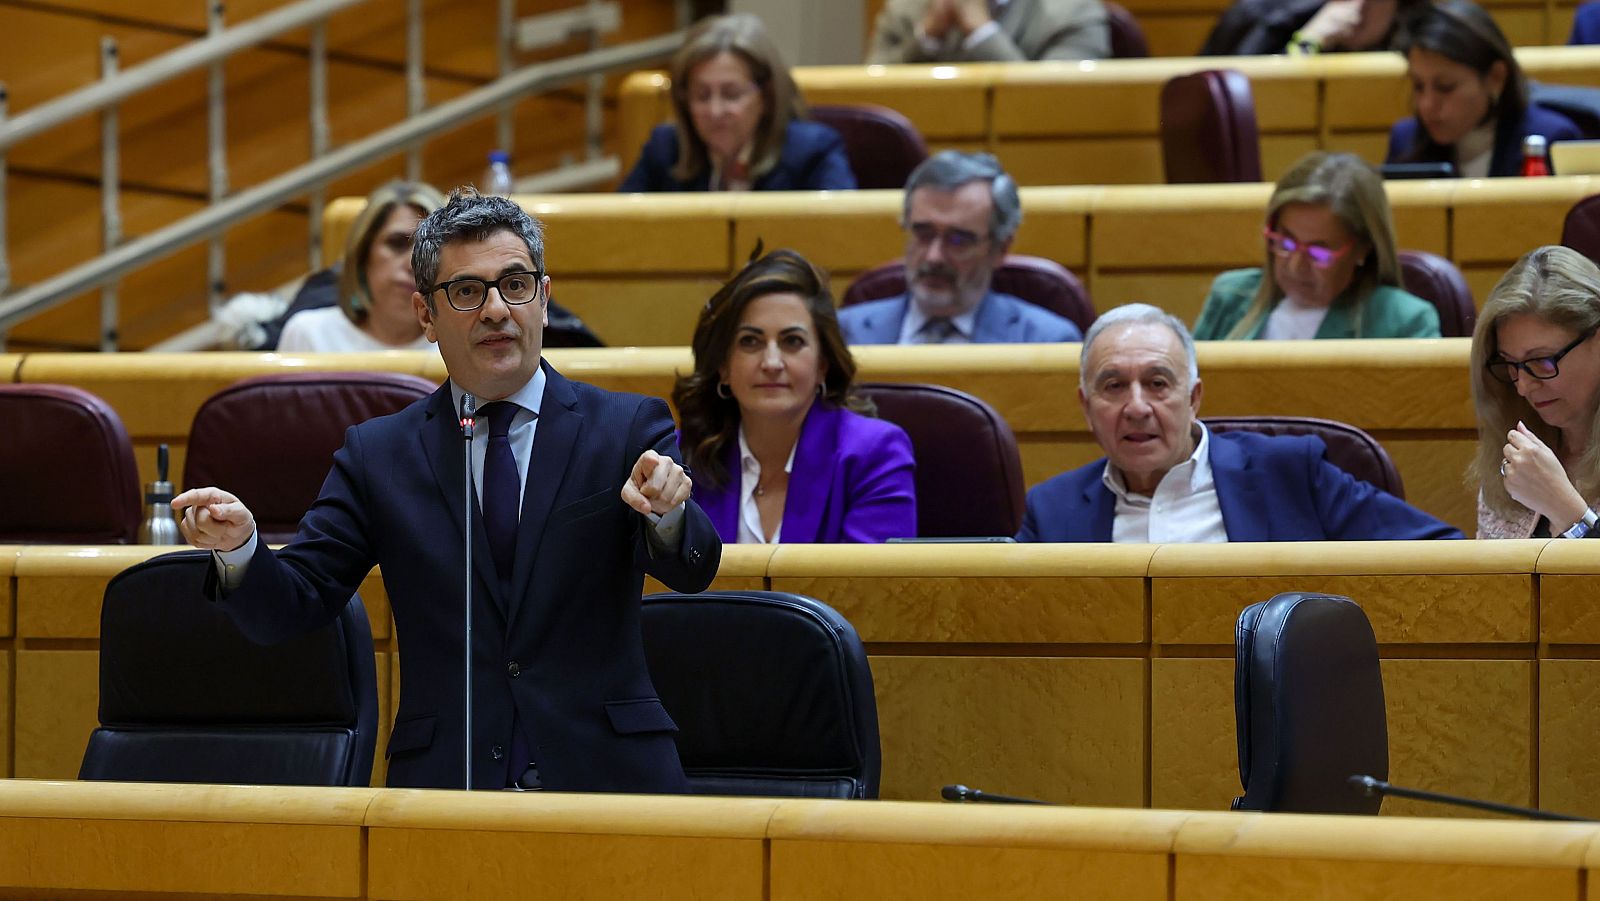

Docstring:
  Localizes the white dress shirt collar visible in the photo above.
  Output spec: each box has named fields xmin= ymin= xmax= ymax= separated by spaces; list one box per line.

xmin=1102 ymin=422 xmax=1229 ymax=544
xmin=899 ymin=296 xmax=979 ymax=344
xmin=735 ymin=425 xmax=796 ymax=544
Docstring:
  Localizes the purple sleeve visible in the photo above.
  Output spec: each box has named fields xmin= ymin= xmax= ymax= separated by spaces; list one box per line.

xmin=839 ymin=423 xmax=918 ymax=543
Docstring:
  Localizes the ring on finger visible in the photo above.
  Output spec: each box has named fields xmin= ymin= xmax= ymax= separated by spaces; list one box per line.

xmin=1501 ymin=459 xmax=1509 ymax=477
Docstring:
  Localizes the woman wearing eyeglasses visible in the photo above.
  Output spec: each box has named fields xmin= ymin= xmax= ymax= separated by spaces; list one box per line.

xmin=619 ymin=14 xmax=855 ymax=193
xmin=1471 ymin=246 xmax=1600 ymax=539
xmin=1192 ymin=152 xmax=1440 ymax=341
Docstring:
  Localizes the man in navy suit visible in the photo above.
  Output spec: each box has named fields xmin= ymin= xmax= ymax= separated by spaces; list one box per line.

xmin=838 ymin=151 xmax=1083 ymax=345
xmin=174 ymin=189 xmax=722 ymax=792
xmin=1016 ymin=303 xmax=1461 ymax=543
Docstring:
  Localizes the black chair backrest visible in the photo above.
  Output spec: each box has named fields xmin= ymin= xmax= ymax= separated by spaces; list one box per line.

xmin=1398 ymin=249 xmax=1476 ymax=338
xmin=1233 ymin=592 xmax=1388 ymax=814
xmin=185 ymin=372 xmax=436 ymax=543
xmin=1104 ymin=1 xmax=1150 ymax=58
xmin=810 ymin=103 xmax=930 ymax=190
xmin=841 ymin=255 xmax=1097 ymax=333
xmin=641 ymin=590 xmax=880 ymax=798
xmin=80 ymin=550 xmax=379 ymax=786
xmin=858 ymin=382 xmax=1026 ymax=538
xmin=1203 ymin=416 xmax=1405 ymax=499
xmin=1160 ymin=68 xmax=1262 ymax=183
xmin=0 ymin=383 xmax=142 ymax=544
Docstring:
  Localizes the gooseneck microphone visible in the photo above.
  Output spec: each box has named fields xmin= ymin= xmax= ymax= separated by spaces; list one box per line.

xmin=941 ymin=784 xmax=1049 ymax=805
xmin=1349 ymin=776 xmax=1593 ymax=822
xmin=460 ymin=392 xmax=476 ymax=791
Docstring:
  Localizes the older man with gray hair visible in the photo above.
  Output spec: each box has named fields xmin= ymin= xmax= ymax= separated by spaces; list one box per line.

xmin=1016 ymin=303 xmax=1460 ymax=542
xmin=839 ymin=150 xmax=1082 ymax=345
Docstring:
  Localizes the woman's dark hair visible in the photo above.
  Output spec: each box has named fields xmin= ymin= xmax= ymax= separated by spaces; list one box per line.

xmin=1397 ymin=0 xmax=1525 ymax=162
xmin=673 ymin=248 xmax=871 ymax=490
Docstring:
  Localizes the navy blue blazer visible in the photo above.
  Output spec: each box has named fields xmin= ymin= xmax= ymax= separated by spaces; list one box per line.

xmin=1386 ymin=104 xmax=1583 ymax=177
xmin=618 ymin=120 xmax=856 ymax=192
xmin=211 ymin=363 xmax=722 ymax=792
xmin=838 ymin=291 xmax=1083 ymax=344
xmin=1571 ymin=2 xmax=1600 ymax=44
xmin=1015 ymin=430 xmax=1462 ymax=542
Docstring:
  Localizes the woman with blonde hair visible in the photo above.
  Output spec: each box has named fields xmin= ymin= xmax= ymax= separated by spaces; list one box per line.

xmin=277 ymin=180 xmax=446 ymax=352
xmin=1472 ymin=245 xmax=1600 ymax=539
xmin=619 ymin=13 xmax=855 ymax=192
xmin=1194 ymin=151 xmax=1439 ymax=341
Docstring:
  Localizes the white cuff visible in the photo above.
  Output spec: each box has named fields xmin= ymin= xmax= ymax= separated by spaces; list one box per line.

xmin=212 ymin=531 xmax=258 ymax=590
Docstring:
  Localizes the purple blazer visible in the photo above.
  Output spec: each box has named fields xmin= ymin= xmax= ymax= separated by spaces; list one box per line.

xmin=696 ymin=401 xmax=917 ymax=543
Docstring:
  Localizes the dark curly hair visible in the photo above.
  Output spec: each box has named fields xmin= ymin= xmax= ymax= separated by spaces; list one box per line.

xmin=673 ymin=248 xmax=873 ymax=490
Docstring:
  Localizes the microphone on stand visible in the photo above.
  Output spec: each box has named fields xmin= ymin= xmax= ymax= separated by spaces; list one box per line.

xmin=940 ymin=784 xmax=1050 ymax=805
xmin=1349 ymin=776 xmax=1594 ymax=822
xmin=460 ymin=392 xmax=477 ymax=791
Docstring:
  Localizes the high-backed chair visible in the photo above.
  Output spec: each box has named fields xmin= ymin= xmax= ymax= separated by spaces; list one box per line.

xmin=641 ymin=590 xmax=880 ymax=798
xmin=1104 ymin=1 xmax=1150 ymax=58
xmin=1203 ymin=416 xmax=1405 ymax=499
xmin=857 ymin=382 xmax=1026 ymax=537
xmin=0 ymin=384 xmax=141 ymax=544
xmin=1561 ymin=194 xmax=1600 ymax=264
xmin=842 ymin=255 xmax=1097 ymax=333
xmin=1159 ymin=68 xmax=1262 ymax=183
xmin=184 ymin=372 xmax=437 ymax=542
xmin=1398 ymin=249 xmax=1476 ymax=338
xmin=1233 ymin=592 xmax=1387 ymax=814
xmin=810 ymin=104 xmax=930 ymax=190
xmin=80 ymin=550 xmax=379 ymax=786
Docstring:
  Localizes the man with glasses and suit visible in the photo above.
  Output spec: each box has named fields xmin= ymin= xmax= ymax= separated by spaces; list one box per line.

xmin=173 ymin=187 xmax=722 ymax=793
xmin=838 ymin=151 xmax=1083 ymax=345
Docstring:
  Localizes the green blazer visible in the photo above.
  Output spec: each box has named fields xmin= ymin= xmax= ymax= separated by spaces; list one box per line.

xmin=1192 ymin=268 xmax=1442 ymax=340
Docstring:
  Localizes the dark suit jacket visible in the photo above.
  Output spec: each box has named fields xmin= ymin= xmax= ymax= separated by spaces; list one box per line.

xmin=618 ymin=120 xmax=856 ymax=192
xmin=695 ymin=401 xmax=917 ymax=543
xmin=837 ymin=291 xmax=1083 ymax=344
xmin=1016 ymin=430 xmax=1462 ymax=542
xmin=213 ymin=362 xmax=722 ymax=792
xmin=1386 ymin=104 xmax=1584 ymax=177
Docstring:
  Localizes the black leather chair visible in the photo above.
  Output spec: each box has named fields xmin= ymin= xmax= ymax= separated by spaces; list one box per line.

xmin=641 ymin=590 xmax=880 ymax=798
xmin=1104 ymin=1 xmax=1150 ymax=58
xmin=811 ymin=104 xmax=930 ymax=190
xmin=80 ymin=550 xmax=379 ymax=786
xmin=1233 ymin=592 xmax=1387 ymax=814
xmin=185 ymin=372 xmax=437 ymax=542
xmin=1159 ymin=68 xmax=1263 ymax=183
xmin=1561 ymin=194 xmax=1600 ymax=265
xmin=1203 ymin=416 xmax=1406 ymax=499
xmin=842 ymin=255 xmax=1097 ymax=334
xmin=1398 ymin=249 xmax=1476 ymax=338
xmin=0 ymin=384 xmax=141 ymax=544
xmin=858 ymin=382 xmax=1026 ymax=538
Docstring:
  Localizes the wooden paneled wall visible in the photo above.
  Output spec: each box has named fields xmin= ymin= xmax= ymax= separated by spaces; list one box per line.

xmin=1 ymin=0 xmax=680 ymax=351
xmin=620 ymin=46 xmax=1600 ymax=186
xmin=5 ymin=782 xmax=1600 ymax=899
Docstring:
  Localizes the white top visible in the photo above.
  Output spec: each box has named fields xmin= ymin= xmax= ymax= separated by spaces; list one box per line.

xmin=1102 ymin=423 xmax=1228 ymax=544
xmin=898 ymin=300 xmax=978 ymax=344
xmin=1455 ymin=121 xmax=1497 ymax=179
xmin=278 ymin=306 xmax=436 ymax=353
xmin=1262 ymin=297 xmax=1332 ymax=340
xmin=735 ymin=426 xmax=797 ymax=544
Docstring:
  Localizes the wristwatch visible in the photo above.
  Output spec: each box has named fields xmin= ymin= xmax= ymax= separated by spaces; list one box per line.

xmin=1561 ymin=509 xmax=1599 ymax=539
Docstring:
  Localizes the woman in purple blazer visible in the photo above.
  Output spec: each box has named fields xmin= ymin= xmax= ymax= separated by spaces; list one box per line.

xmin=674 ymin=250 xmax=917 ymax=544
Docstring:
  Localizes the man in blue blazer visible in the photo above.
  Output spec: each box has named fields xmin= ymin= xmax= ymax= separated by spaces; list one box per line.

xmin=839 ymin=151 xmax=1083 ymax=345
xmin=174 ymin=189 xmax=722 ymax=792
xmin=1016 ymin=303 xmax=1461 ymax=543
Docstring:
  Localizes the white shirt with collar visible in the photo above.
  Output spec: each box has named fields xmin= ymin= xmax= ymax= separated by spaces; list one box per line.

xmin=1103 ymin=422 xmax=1228 ymax=544
xmin=735 ymin=426 xmax=797 ymax=544
xmin=214 ymin=367 xmax=683 ymax=583
xmin=897 ymin=297 xmax=979 ymax=345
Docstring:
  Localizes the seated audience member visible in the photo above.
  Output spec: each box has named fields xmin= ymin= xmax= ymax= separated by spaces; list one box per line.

xmin=1201 ymin=0 xmax=1418 ymax=56
xmin=620 ymin=14 xmax=855 ymax=193
xmin=1016 ymin=303 xmax=1462 ymax=542
xmin=1193 ymin=152 xmax=1439 ymax=340
xmin=277 ymin=181 xmax=446 ymax=352
xmin=674 ymin=249 xmax=917 ymax=543
xmin=1471 ymin=246 xmax=1600 ymax=538
xmin=1387 ymin=0 xmax=1581 ymax=178
xmin=867 ymin=0 xmax=1110 ymax=63
xmin=839 ymin=151 xmax=1083 ymax=345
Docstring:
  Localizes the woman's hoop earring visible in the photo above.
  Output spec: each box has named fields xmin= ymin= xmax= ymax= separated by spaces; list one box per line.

xmin=816 ymin=383 xmax=824 ymax=398
xmin=716 ymin=382 xmax=732 ymax=399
